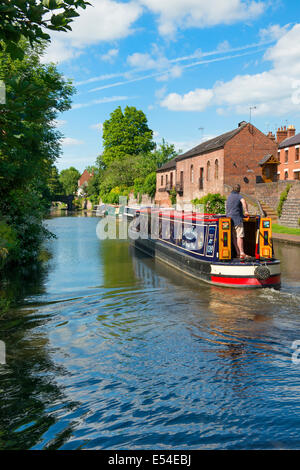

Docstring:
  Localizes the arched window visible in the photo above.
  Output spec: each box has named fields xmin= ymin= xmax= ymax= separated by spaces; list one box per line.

xmin=190 ymin=165 xmax=194 ymax=183
xmin=207 ymin=161 xmax=210 ymax=181
xmin=215 ymin=159 xmax=219 ymax=179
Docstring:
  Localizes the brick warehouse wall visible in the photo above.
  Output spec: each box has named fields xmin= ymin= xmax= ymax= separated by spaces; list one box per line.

xmin=155 ymin=167 xmax=176 ymax=206
xmin=224 ymin=124 xmax=278 ymax=195
xmin=176 ymin=148 xmax=224 ymax=205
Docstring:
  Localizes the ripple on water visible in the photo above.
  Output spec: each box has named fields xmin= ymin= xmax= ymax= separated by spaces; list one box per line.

xmin=1 ymin=216 xmax=300 ymax=450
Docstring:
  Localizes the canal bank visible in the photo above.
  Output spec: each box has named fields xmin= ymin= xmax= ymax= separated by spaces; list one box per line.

xmin=272 ymin=233 xmax=300 ymax=246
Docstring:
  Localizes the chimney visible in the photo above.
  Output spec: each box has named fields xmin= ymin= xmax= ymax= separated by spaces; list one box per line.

xmin=276 ymin=126 xmax=288 ymax=144
xmin=287 ymin=125 xmax=296 ymax=138
xmin=267 ymin=131 xmax=275 ymax=142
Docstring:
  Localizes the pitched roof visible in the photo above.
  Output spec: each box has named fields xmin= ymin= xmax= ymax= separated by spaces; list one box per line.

xmin=156 ymin=157 xmax=177 ymax=173
xmin=259 ymin=154 xmax=280 ymax=166
xmin=176 ymin=124 xmax=246 ymax=162
xmin=279 ymin=132 xmax=300 ymax=149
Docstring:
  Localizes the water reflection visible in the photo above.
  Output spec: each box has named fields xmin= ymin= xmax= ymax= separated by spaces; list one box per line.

xmin=0 ymin=216 xmax=300 ymax=450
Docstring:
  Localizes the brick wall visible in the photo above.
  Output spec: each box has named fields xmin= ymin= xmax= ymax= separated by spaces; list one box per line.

xmin=155 ymin=168 xmax=175 ymax=206
xmin=176 ymin=148 xmax=224 ymax=204
xmin=254 ymin=181 xmax=300 ymax=210
xmin=224 ymin=124 xmax=278 ymax=195
xmin=278 ymin=145 xmax=300 ymax=181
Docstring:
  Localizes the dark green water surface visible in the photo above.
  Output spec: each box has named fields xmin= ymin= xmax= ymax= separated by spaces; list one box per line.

xmin=0 ymin=215 xmax=300 ymax=450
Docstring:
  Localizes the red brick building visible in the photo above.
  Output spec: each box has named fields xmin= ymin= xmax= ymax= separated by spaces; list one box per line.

xmin=155 ymin=122 xmax=278 ymax=206
xmin=78 ymin=169 xmax=93 ymax=196
xmin=277 ymin=126 xmax=300 ymax=181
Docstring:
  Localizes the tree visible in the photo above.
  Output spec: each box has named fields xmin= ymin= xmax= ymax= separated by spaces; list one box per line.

xmin=0 ymin=41 xmax=75 ymax=266
xmin=142 ymin=172 xmax=157 ymax=198
xmin=59 ymin=167 xmax=81 ymax=195
xmin=102 ymin=106 xmax=155 ymax=166
xmin=152 ymin=139 xmax=178 ymax=168
xmin=0 ymin=0 xmax=90 ymax=59
xmin=47 ymin=165 xmax=63 ymax=197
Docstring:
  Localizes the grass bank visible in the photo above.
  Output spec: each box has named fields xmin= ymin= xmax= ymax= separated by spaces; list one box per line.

xmin=272 ymin=224 xmax=300 ymax=236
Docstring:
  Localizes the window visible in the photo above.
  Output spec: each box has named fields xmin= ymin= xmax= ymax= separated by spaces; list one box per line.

xmin=166 ymin=174 xmax=168 ymax=185
xmin=285 ymin=150 xmax=289 ymax=162
xmin=180 ymin=171 xmax=184 ymax=186
xmin=284 ymin=170 xmax=288 ymax=180
xmin=294 ymin=171 xmax=300 ymax=180
xmin=215 ymin=159 xmax=219 ymax=179
xmin=161 ymin=175 xmax=164 ymax=186
xmin=207 ymin=161 xmax=210 ymax=181
xmin=190 ymin=165 xmax=194 ymax=183
xmin=170 ymin=172 xmax=173 ymax=187
xmin=296 ymin=148 xmax=299 ymax=161
xmin=199 ymin=168 xmax=204 ymax=190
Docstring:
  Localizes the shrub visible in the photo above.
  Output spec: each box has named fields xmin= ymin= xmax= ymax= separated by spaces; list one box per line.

xmin=0 ymin=221 xmax=18 ymax=268
xmin=170 ymin=188 xmax=177 ymax=206
xmin=191 ymin=193 xmax=226 ymax=214
xmin=277 ymin=184 xmax=291 ymax=218
xmin=101 ymin=186 xmax=130 ymax=205
xmin=143 ymin=172 xmax=156 ymax=199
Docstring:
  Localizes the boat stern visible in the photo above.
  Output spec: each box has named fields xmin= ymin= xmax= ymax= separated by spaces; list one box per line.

xmin=210 ymin=259 xmax=281 ymax=288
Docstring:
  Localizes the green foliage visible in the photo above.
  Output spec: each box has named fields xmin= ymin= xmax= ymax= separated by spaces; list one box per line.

xmin=142 ymin=172 xmax=157 ymax=199
xmin=169 ymin=188 xmax=177 ymax=206
xmin=47 ymin=165 xmax=63 ymax=197
xmin=100 ymin=186 xmax=130 ymax=205
xmin=59 ymin=166 xmax=80 ymax=195
xmin=89 ymin=106 xmax=179 ymax=204
xmin=0 ymin=41 xmax=74 ymax=269
xmin=152 ymin=139 xmax=177 ymax=169
xmin=192 ymin=193 xmax=226 ymax=214
xmin=277 ymin=184 xmax=292 ymax=218
xmin=102 ymin=106 xmax=155 ymax=166
xmin=0 ymin=0 xmax=90 ymax=60
xmin=0 ymin=221 xmax=17 ymax=267
xmin=85 ymin=173 xmax=99 ymax=205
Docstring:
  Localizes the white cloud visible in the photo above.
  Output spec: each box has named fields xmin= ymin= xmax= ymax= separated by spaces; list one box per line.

xmin=161 ymin=88 xmax=213 ymax=111
xmin=139 ymin=0 xmax=265 ymax=37
xmin=259 ymin=24 xmax=290 ymax=42
xmin=52 ymin=119 xmax=67 ymax=128
xmin=62 ymin=137 xmax=85 ymax=146
xmin=157 ymin=65 xmax=183 ymax=82
xmin=101 ymin=48 xmax=119 ymax=63
xmin=42 ymin=0 xmax=142 ymax=63
xmin=264 ymin=24 xmax=300 ymax=73
xmin=72 ymin=95 xmax=131 ymax=110
xmin=161 ymin=24 xmax=300 ymax=116
xmin=90 ymin=123 xmax=104 ymax=131
xmin=127 ymin=52 xmax=161 ymax=70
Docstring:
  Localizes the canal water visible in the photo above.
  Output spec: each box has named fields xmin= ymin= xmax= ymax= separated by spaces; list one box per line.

xmin=0 ymin=214 xmax=300 ymax=450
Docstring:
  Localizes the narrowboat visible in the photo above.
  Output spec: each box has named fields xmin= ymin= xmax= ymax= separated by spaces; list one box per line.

xmin=94 ymin=204 xmax=125 ymax=217
xmin=129 ymin=209 xmax=281 ymax=289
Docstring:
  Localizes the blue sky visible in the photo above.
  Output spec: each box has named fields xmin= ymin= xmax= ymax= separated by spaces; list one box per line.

xmin=43 ymin=0 xmax=300 ymax=173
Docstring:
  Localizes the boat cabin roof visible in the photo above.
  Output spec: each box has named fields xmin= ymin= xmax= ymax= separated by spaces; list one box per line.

xmin=139 ymin=209 xmax=261 ymax=223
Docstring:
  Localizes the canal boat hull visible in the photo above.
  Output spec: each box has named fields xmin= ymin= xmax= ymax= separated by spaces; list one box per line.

xmin=132 ymin=237 xmax=281 ymax=289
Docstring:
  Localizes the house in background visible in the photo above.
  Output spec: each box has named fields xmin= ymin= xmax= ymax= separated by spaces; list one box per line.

xmin=77 ymin=169 xmax=93 ymax=196
xmin=277 ymin=126 xmax=300 ymax=181
xmin=155 ymin=121 xmax=278 ymax=206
